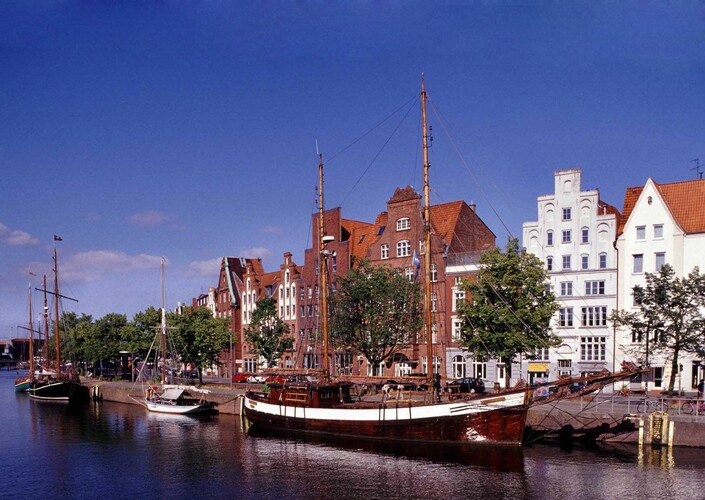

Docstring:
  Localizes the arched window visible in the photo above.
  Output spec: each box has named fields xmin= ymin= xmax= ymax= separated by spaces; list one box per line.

xmin=396 ymin=217 xmax=411 ymax=231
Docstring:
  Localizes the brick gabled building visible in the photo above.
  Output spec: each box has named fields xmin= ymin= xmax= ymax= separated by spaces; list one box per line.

xmin=191 ymin=188 xmax=495 ymax=379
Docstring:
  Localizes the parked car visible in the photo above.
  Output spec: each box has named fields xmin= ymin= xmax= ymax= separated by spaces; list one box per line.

xmin=446 ymin=377 xmax=486 ymax=394
xmin=247 ymin=374 xmax=266 ymax=383
xmin=265 ymin=374 xmax=286 ymax=384
xmin=231 ymin=373 xmax=251 ymax=383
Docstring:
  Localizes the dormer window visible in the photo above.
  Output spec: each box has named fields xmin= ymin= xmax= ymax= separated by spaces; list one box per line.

xmin=397 ymin=217 xmax=411 ymax=231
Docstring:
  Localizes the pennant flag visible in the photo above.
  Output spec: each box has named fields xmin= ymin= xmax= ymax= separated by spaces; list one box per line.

xmin=412 ymin=249 xmax=420 ymax=269
xmin=53 ymin=235 xmax=63 ymax=241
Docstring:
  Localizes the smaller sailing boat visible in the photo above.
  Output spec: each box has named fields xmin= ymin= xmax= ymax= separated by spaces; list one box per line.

xmin=133 ymin=258 xmax=217 ymax=415
xmin=28 ymin=240 xmax=86 ymax=403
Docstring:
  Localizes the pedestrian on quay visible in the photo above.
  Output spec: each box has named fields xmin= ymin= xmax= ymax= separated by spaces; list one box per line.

xmin=698 ymin=379 xmax=704 ymax=400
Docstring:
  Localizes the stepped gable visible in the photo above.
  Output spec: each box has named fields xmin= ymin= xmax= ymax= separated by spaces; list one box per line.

xmin=619 ymin=179 xmax=705 ymax=235
xmin=388 ymin=185 xmax=421 ymax=204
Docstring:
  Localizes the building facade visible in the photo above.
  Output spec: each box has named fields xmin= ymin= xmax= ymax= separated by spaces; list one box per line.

xmin=615 ymin=178 xmax=705 ymax=392
xmin=523 ymin=169 xmax=620 ymax=384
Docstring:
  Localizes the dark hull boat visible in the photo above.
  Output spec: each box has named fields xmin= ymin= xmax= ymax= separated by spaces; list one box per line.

xmin=244 ymin=384 xmax=530 ymax=445
xmin=28 ymin=377 xmax=86 ymax=403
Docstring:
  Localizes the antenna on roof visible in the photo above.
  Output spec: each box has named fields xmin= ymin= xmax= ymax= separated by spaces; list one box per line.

xmin=691 ymin=158 xmax=703 ymax=180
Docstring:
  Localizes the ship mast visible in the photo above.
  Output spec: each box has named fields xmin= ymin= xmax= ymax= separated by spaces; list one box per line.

xmin=53 ymin=246 xmax=61 ymax=377
xmin=161 ymin=257 xmax=167 ymax=385
xmin=28 ymin=282 xmax=34 ymax=379
xmin=43 ymin=274 xmax=48 ymax=372
xmin=318 ymin=152 xmax=331 ymax=377
xmin=421 ymin=74 xmax=434 ymax=381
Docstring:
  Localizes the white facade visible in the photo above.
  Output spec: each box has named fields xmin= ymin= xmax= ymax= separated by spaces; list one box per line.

xmin=523 ymin=169 xmax=619 ymax=384
xmin=615 ymin=178 xmax=705 ymax=392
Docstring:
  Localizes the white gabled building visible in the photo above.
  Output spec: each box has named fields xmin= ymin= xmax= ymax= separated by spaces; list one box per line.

xmin=523 ymin=169 xmax=621 ymax=384
xmin=615 ymin=178 xmax=705 ymax=393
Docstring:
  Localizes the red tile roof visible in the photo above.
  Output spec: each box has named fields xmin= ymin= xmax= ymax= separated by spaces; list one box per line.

xmin=619 ymin=179 xmax=705 ymax=235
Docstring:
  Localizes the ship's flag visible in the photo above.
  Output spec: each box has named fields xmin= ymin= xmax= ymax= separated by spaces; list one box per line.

xmin=412 ymin=249 xmax=420 ymax=280
xmin=53 ymin=235 xmax=63 ymax=241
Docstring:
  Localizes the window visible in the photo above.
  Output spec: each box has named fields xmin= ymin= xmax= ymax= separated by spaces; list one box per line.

xmin=452 ymin=288 xmax=465 ymax=312
xmin=633 ymin=254 xmax=643 ymax=273
xmin=581 ymin=336 xmax=606 ymax=361
xmin=585 ymin=281 xmax=605 ymax=295
xmin=562 ymin=208 xmax=572 ymax=221
xmin=472 ymin=361 xmax=487 ymax=379
xmin=562 ymin=255 xmax=571 ymax=270
xmin=562 ymin=230 xmax=571 ymax=243
xmin=547 ymin=230 xmax=554 ymax=246
xmin=654 ymin=224 xmax=664 ymax=239
xmin=381 ymin=244 xmax=389 ymax=260
xmin=452 ymin=319 xmax=462 ymax=341
xmin=452 ymin=355 xmax=466 ymax=378
xmin=581 ymin=254 xmax=589 ymax=270
xmin=581 ymin=306 xmax=608 ymax=326
xmin=431 ymin=292 xmax=437 ymax=312
xmin=308 ymin=286 xmax=312 ymax=299
xmin=430 ymin=264 xmax=437 ymax=282
xmin=636 ymin=226 xmax=646 ymax=240
xmin=581 ymin=227 xmax=589 ymax=243
xmin=559 ymin=307 xmax=573 ymax=327
xmin=535 ymin=348 xmax=550 ymax=361
xmin=655 ymin=252 xmax=665 ymax=272
xmin=560 ymin=282 xmax=573 ymax=296
xmin=547 ymin=256 xmax=553 ymax=271
xmin=397 ymin=240 xmax=411 ymax=257
xmin=599 ymin=253 xmax=607 ymax=269
xmin=405 ymin=266 xmax=414 ymax=281
xmin=396 ymin=217 xmax=411 ymax=231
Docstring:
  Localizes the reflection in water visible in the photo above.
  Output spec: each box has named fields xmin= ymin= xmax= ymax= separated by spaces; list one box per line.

xmin=2 ymin=370 xmax=705 ymax=499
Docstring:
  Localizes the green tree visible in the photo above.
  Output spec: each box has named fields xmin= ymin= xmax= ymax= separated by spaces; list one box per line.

xmin=244 ymin=296 xmax=293 ymax=369
xmin=170 ymin=307 xmax=231 ymax=383
xmin=611 ymin=264 xmax=705 ymax=393
xmin=329 ymin=259 xmax=424 ymax=375
xmin=458 ymin=237 xmax=559 ymax=387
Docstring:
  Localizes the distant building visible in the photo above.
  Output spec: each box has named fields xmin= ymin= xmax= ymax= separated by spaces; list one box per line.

xmin=523 ymin=169 xmax=620 ymax=384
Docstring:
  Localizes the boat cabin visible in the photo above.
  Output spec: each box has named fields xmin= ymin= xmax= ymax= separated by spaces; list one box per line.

xmin=266 ymin=382 xmax=353 ymax=408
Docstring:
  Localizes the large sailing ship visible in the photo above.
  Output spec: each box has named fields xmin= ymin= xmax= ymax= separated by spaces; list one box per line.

xmin=243 ymin=77 xmax=534 ymax=445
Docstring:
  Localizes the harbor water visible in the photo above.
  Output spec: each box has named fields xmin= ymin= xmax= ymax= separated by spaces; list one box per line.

xmin=3 ymin=370 xmax=705 ymax=500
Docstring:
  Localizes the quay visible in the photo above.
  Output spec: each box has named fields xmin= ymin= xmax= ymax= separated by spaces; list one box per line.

xmin=84 ymin=379 xmax=705 ymax=448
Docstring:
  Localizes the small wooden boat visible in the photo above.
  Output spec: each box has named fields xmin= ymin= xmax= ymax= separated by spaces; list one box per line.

xmin=145 ymin=385 xmax=218 ymax=415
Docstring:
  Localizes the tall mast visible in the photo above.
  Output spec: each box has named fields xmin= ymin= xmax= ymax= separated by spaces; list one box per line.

xmin=161 ymin=257 xmax=167 ymax=385
xmin=43 ymin=274 xmax=48 ymax=369
xmin=53 ymin=246 xmax=61 ymax=377
xmin=318 ymin=152 xmax=330 ymax=376
xmin=421 ymin=74 xmax=434 ymax=381
xmin=28 ymin=282 xmax=34 ymax=379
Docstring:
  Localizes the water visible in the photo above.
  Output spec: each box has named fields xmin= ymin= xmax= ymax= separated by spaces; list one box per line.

xmin=3 ymin=369 xmax=705 ymax=500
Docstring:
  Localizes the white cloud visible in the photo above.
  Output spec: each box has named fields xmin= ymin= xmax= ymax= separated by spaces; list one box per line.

xmin=186 ymin=257 xmax=222 ymax=277
xmin=59 ymin=250 xmax=164 ymax=283
xmin=0 ymin=222 xmax=39 ymax=246
xmin=240 ymin=247 xmax=272 ymax=260
xmin=128 ymin=210 xmax=169 ymax=227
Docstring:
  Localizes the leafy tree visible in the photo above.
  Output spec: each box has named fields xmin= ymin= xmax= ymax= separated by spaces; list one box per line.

xmin=61 ymin=312 xmax=94 ymax=370
xmin=170 ymin=307 xmax=231 ymax=383
xmin=329 ymin=259 xmax=424 ymax=375
xmin=124 ymin=307 xmax=162 ymax=359
xmin=611 ymin=264 xmax=705 ymax=393
xmin=244 ymin=296 xmax=293 ymax=369
xmin=458 ymin=237 xmax=559 ymax=387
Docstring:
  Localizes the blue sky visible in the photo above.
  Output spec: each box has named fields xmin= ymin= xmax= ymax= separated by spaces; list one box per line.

xmin=1 ymin=2 xmax=704 ymax=339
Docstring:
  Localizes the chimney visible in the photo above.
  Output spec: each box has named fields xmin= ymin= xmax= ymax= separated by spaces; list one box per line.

xmin=469 ymin=201 xmax=476 ymax=212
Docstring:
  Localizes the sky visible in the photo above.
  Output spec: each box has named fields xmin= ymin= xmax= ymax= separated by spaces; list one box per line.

xmin=1 ymin=1 xmax=704 ymax=339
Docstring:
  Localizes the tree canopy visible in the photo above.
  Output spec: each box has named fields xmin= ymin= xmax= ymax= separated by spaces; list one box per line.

xmin=611 ymin=264 xmax=705 ymax=393
xmin=458 ymin=237 xmax=559 ymax=385
xmin=244 ymin=296 xmax=293 ymax=369
xmin=329 ymin=259 xmax=424 ymax=374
